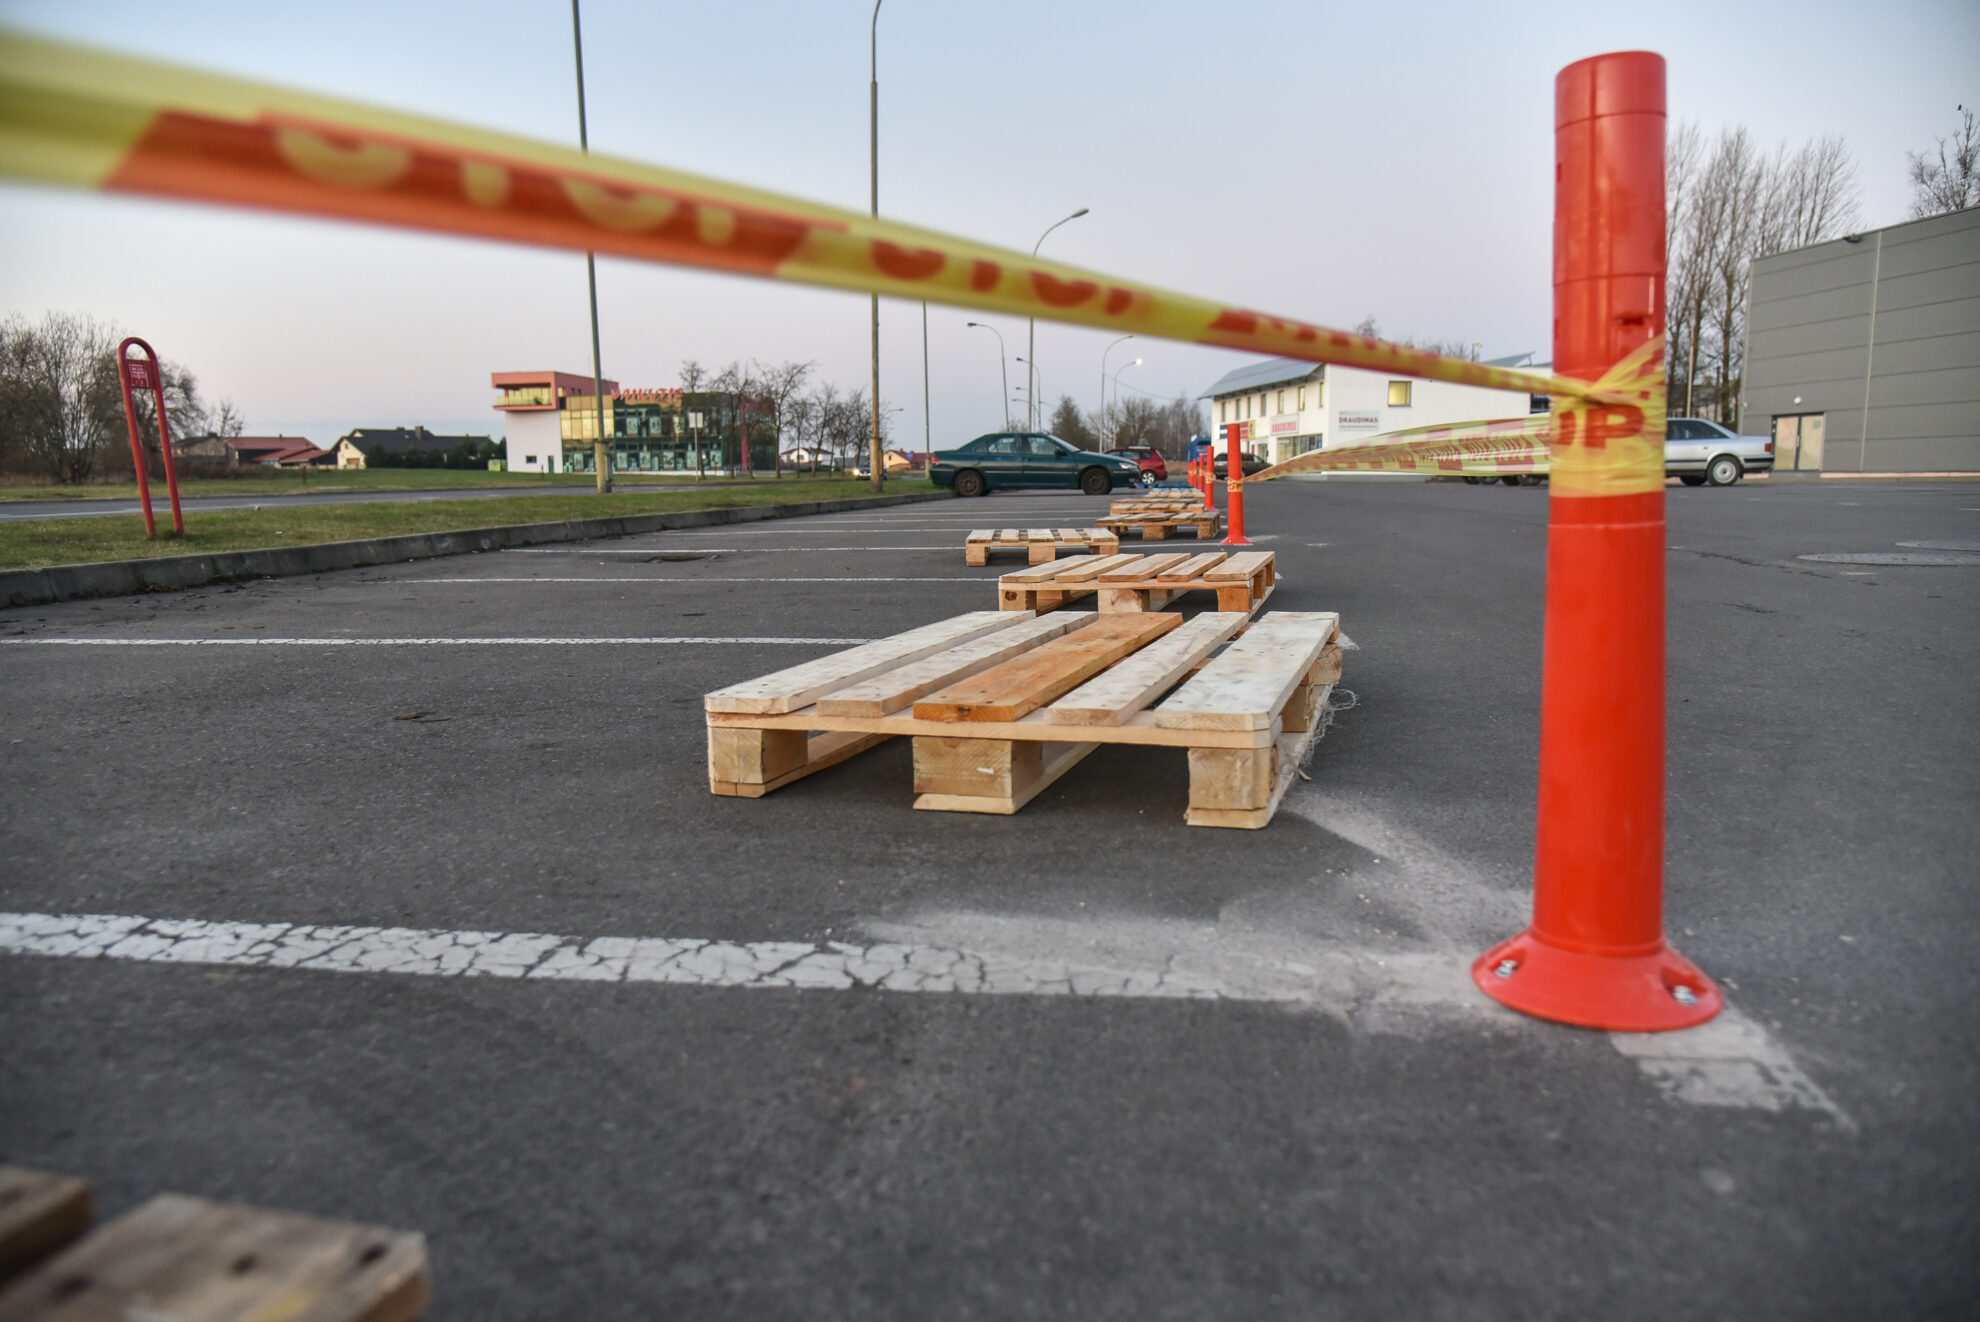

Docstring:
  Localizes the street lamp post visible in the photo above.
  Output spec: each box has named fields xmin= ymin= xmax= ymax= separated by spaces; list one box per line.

xmin=1100 ymin=333 xmax=1135 ymax=441
xmin=1027 ymin=207 xmax=1088 ymax=429
xmin=570 ymin=0 xmax=610 ymax=494
xmin=867 ymin=0 xmax=885 ymax=492
xmin=966 ymin=322 xmax=1009 ymax=429
xmin=1016 ymin=358 xmax=1045 ymax=430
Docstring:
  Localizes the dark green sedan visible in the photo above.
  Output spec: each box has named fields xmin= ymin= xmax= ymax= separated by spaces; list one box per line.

xmin=930 ymin=432 xmax=1144 ymax=498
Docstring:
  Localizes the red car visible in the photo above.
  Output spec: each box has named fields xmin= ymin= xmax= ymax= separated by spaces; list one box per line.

xmin=1104 ymin=446 xmax=1167 ymax=485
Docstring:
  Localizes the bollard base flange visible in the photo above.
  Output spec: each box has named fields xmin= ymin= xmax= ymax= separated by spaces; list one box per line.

xmin=1471 ymin=929 xmax=1722 ymax=1032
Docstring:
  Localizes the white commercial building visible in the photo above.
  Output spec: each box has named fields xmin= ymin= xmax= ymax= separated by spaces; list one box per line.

xmin=1202 ymin=356 xmax=1542 ymax=467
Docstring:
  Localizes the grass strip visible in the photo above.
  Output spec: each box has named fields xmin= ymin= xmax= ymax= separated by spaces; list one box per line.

xmin=0 ymin=469 xmax=872 ymax=502
xmin=0 ymin=480 xmax=925 ymax=570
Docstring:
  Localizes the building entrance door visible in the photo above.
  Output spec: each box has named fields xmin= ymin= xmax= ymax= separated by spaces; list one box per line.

xmin=1774 ymin=413 xmax=1826 ymax=471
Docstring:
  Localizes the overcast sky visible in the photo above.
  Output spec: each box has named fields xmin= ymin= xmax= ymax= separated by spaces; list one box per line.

xmin=2 ymin=0 xmax=1973 ymax=446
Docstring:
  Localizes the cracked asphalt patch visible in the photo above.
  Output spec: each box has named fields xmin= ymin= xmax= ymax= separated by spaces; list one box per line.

xmin=2 ymin=482 xmax=1975 ymax=1319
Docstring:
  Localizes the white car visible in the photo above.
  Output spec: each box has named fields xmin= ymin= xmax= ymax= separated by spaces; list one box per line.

xmin=1666 ymin=417 xmax=1773 ymax=486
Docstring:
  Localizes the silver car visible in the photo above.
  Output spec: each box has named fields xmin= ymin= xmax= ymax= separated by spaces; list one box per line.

xmin=1666 ymin=417 xmax=1773 ymax=486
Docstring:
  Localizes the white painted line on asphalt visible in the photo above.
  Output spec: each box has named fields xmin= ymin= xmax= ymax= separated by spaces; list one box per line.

xmin=397 ymin=577 xmax=983 ymax=584
xmin=0 ymin=911 xmax=1274 ymax=1001
xmin=0 ymin=636 xmax=868 ymax=647
xmin=0 ymin=908 xmax=1851 ymax=1125
xmin=503 ymin=546 xmax=960 ymax=553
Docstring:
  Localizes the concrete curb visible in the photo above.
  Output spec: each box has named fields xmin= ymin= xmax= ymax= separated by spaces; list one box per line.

xmin=0 ymin=490 xmax=950 ymax=610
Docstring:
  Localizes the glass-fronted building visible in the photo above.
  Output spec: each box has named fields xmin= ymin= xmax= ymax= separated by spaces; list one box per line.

xmin=492 ymin=370 xmax=774 ymax=474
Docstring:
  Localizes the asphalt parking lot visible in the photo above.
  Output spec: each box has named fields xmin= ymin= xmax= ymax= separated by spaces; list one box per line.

xmin=2 ymin=477 xmax=1976 ymax=1319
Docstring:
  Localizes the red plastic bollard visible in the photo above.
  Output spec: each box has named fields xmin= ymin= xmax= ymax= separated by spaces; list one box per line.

xmin=115 ymin=337 xmax=184 ymax=539
xmin=1472 ymin=51 xmax=1720 ymax=1032
xmin=1221 ymin=421 xmax=1250 ymax=546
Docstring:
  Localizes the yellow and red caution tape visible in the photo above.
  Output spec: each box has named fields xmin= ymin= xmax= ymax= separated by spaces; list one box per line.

xmin=0 ymin=28 xmax=1627 ymax=407
xmin=1251 ymin=339 xmax=1664 ymax=494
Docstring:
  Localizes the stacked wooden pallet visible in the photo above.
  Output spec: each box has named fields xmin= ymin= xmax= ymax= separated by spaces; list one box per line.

xmin=996 ymin=550 xmax=1274 ymax=615
xmin=965 ymin=527 xmax=1121 ymax=566
xmin=1109 ymin=492 xmax=1205 ymax=516
xmin=0 ymin=1166 xmax=429 ymax=1320
xmin=1095 ymin=508 xmax=1222 ymax=540
xmin=706 ymin=607 xmax=1342 ymax=827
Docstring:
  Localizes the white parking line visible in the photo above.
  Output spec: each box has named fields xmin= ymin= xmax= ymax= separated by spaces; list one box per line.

xmin=0 ymin=636 xmax=868 ymax=647
xmin=397 ymin=577 xmax=983 ymax=584
xmin=0 ymin=911 xmax=1286 ymax=1001
xmin=503 ymin=546 xmax=960 ymax=553
xmin=0 ymin=907 xmax=1852 ymax=1126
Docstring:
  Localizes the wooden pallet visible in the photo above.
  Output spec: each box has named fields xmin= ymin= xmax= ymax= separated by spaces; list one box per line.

xmin=997 ymin=550 xmax=1275 ymax=615
xmin=965 ymin=527 xmax=1120 ymax=567
xmin=1109 ymin=493 xmax=1205 ymax=516
xmin=705 ymin=608 xmax=1342 ymax=827
xmin=0 ymin=1177 xmax=429 ymax=1322
xmin=1094 ymin=509 xmax=1222 ymax=540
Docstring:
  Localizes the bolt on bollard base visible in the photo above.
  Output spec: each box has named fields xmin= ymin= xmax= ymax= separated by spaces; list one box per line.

xmin=1474 ymin=931 xmax=1721 ymax=1032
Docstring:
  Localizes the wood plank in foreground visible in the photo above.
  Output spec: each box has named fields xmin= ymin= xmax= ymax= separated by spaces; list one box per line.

xmin=0 ymin=1194 xmax=428 ymax=1322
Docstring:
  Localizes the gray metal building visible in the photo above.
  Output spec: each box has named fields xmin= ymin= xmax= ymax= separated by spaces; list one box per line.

xmin=1743 ymin=207 xmax=1980 ymax=473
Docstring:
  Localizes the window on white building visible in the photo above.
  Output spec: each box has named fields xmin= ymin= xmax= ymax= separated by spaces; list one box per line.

xmin=1388 ymin=381 xmax=1413 ymax=407
xmin=1298 ymin=387 xmax=1307 ymax=410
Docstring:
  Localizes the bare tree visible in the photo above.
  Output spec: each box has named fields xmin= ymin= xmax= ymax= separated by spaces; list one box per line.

xmin=1675 ymin=125 xmax=1859 ymax=426
xmin=3 ymin=313 xmax=123 ymax=483
xmin=212 ymin=399 xmax=246 ymax=438
xmin=679 ymin=358 xmax=707 ymax=478
xmin=1148 ymin=393 xmax=1204 ymax=459
xmin=750 ymin=358 xmax=814 ymax=477
xmin=1907 ymin=105 xmax=1980 ymax=218
xmin=1345 ymin=315 xmax=1478 ymax=359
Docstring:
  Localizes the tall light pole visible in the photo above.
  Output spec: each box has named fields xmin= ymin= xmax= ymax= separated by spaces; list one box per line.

xmin=921 ymin=302 xmax=930 ymax=472
xmin=1100 ymin=333 xmax=1135 ymax=441
xmin=867 ymin=0 xmax=885 ymax=492
xmin=1016 ymin=358 xmax=1045 ymax=430
xmin=966 ymin=321 xmax=1008 ymax=428
xmin=571 ymin=0 xmax=609 ymax=493
xmin=1027 ymin=207 xmax=1088 ymax=429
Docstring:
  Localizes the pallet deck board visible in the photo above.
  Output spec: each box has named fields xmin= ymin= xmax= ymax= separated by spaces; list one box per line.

xmin=1045 ymin=613 xmax=1249 ymax=726
xmin=912 ymin=614 xmax=1182 ymax=722
xmin=1206 ymin=551 xmax=1274 ymax=581
xmin=1159 ymin=552 xmax=1228 ymax=582
xmin=0 ymin=1194 xmax=428 ymax=1322
xmin=1100 ymin=552 xmax=1188 ymax=581
xmin=705 ymin=611 xmax=1026 ymax=714
xmin=814 ymin=613 xmax=1085 ymax=716
xmin=1155 ymin=611 xmax=1340 ymax=731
